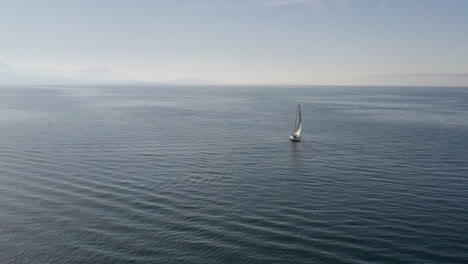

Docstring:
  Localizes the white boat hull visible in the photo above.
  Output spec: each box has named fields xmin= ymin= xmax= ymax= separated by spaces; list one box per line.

xmin=290 ymin=136 xmax=301 ymax=142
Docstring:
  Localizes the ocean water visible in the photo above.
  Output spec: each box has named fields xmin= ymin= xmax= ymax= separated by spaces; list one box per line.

xmin=0 ymin=85 xmax=467 ymax=264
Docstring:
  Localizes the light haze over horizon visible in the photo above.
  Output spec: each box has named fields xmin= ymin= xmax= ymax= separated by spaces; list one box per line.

xmin=1 ymin=0 xmax=468 ymax=86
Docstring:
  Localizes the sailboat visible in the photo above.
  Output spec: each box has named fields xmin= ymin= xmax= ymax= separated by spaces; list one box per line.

xmin=290 ymin=104 xmax=302 ymax=142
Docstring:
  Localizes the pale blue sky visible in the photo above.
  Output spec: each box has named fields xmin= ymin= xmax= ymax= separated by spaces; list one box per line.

xmin=1 ymin=0 xmax=468 ymax=85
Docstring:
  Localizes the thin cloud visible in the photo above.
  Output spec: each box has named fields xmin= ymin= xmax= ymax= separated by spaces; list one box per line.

xmin=266 ymin=0 xmax=315 ymax=6
xmin=381 ymin=0 xmax=387 ymax=15
xmin=264 ymin=0 xmax=351 ymax=8
xmin=333 ymin=0 xmax=351 ymax=9
xmin=186 ymin=0 xmax=228 ymax=9
xmin=187 ymin=0 xmax=351 ymax=9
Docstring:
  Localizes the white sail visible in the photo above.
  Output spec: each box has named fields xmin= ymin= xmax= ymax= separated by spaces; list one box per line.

xmin=292 ymin=104 xmax=302 ymax=136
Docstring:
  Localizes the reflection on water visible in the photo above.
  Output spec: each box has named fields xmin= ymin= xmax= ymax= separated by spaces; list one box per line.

xmin=291 ymin=140 xmax=302 ymax=161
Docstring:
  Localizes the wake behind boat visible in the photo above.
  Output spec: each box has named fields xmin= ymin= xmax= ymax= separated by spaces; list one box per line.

xmin=290 ymin=104 xmax=302 ymax=142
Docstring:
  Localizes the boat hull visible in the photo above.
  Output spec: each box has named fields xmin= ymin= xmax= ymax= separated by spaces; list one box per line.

xmin=290 ymin=136 xmax=301 ymax=142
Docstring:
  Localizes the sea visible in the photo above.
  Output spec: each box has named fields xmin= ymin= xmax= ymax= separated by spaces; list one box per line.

xmin=0 ymin=85 xmax=467 ymax=264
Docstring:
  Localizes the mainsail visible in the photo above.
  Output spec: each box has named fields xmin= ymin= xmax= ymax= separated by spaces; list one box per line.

xmin=292 ymin=104 xmax=302 ymax=136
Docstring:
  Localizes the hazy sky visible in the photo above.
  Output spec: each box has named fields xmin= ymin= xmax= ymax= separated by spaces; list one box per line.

xmin=1 ymin=0 xmax=468 ymax=85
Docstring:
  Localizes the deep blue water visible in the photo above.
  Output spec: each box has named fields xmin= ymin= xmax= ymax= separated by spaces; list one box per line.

xmin=0 ymin=85 xmax=467 ymax=263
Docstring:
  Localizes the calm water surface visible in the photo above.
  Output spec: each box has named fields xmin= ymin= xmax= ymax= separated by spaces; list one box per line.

xmin=0 ymin=85 xmax=467 ymax=263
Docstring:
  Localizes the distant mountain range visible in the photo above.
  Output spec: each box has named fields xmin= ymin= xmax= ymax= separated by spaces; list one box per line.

xmin=357 ymin=73 xmax=468 ymax=87
xmin=0 ymin=62 xmax=220 ymax=86
xmin=0 ymin=62 xmax=125 ymax=85
xmin=1 ymin=62 xmax=467 ymax=87
xmin=164 ymin=78 xmax=219 ymax=85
